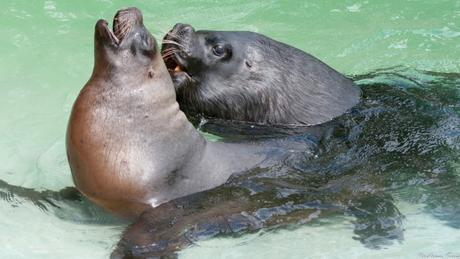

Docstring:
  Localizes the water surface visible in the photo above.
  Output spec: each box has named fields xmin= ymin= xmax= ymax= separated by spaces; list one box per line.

xmin=0 ymin=1 xmax=459 ymax=258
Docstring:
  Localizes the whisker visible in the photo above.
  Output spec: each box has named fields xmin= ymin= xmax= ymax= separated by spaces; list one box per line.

xmin=162 ymin=50 xmax=176 ymax=56
xmin=162 ymin=40 xmax=186 ymax=48
xmin=162 ymin=54 xmax=178 ymax=62
xmin=119 ymin=27 xmax=131 ymax=39
xmin=165 ymin=32 xmax=181 ymax=40
xmin=114 ymin=18 xmax=133 ymax=40
xmin=162 ymin=54 xmax=176 ymax=61
xmin=161 ymin=52 xmax=176 ymax=59
xmin=162 ymin=48 xmax=179 ymax=54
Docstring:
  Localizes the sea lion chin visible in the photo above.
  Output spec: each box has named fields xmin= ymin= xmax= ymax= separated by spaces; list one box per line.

xmin=66 ymin=8 xmax=277 ymax=219
xmin=162 ymin=23 xmax=361 ymax=126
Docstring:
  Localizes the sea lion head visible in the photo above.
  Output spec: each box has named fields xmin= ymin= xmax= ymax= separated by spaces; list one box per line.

xmin=161 ymin=23 xmax=257 ymax=91
xmin=161 ymin=23 xmax=360 ymax=125
xmin=161 ymin=23 xmax=269 ymax=121
xmin=93 ymin=7 xmax=158 ymax=80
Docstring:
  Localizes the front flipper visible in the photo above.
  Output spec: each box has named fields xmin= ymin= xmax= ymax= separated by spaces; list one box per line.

xmin=0 ymin=179 xmax=81 ymax=210
xmin=112 ymin=187 xmax=343 ymax=258
xmin=348 ymin=193 xmax=405 ymax=249
xmin=0 ymin=179 xmax=123 ymax=224
xmin=112 ymin=188 xmax=259 ymax=258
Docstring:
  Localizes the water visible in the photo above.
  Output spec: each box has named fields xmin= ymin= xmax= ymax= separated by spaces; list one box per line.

xmin=0 ymin=0 xmax=459 ymax=258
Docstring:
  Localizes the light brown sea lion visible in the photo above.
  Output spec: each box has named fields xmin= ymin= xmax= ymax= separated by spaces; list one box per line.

xmin=66 ymin=8 xmax=281 ymax=219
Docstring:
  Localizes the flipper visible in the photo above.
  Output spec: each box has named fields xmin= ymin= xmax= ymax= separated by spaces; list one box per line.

xmin=347 ymin=193 xmax=404 ymax=249
xmin=0 ymin=179 xmax=123 ymax=224
xmin=112 ymin=186 xmax=343 ymax=258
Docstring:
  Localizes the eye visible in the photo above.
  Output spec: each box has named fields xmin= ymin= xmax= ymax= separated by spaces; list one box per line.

xmin=212 ymin=45 xmax=226 ymax=56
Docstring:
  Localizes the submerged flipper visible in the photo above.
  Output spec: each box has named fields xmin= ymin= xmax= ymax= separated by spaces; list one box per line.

xmin=0 ymin=179 xmax=82 ymax=210
xmin=348 ymin=193 xmax=404 ymax=248
xmin=112 ymin=185 xmax=344 ymax=258
xmin=0 ymin=179 xmax=123 ymax=224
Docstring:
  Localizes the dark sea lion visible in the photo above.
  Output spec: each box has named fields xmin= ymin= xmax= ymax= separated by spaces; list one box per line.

xmin=162 ymin=23 xmax=361 ymax=126
xmin=66 ymin=8 xmax=286 ymax=219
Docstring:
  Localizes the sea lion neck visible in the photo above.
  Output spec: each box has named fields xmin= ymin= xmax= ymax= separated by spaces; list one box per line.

xmin=68 ymin=51 xmax=207 ymax=218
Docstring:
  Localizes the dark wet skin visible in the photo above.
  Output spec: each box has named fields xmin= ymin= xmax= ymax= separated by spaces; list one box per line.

xmin=161 ymin=23 xmax=361 ymax=127
xmin=1 ymin=9 xmax=459 ymax=259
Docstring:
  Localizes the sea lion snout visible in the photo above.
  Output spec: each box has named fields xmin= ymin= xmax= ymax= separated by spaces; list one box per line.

xmin=171 ymin=23 xmax=195 ymax=36
xmin=163 ymin=23 xmax=195 ymax=58
xmin=95 ymin=7 xmax=146 ymax=47
xmin=161 ymin=23 xmax=198 ymax=90
xmin=113 ymin=7 xmax=143 ymax=42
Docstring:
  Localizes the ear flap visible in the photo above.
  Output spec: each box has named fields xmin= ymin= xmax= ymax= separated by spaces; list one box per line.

xmin=244 ymin=45 xmax=262 ymax=71
xmin=245 ymin=60 xmax=253 ymax=68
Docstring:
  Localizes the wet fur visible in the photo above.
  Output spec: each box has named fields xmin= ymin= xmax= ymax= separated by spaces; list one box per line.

xmin=163 ymin=26 xmax=361 ymax=126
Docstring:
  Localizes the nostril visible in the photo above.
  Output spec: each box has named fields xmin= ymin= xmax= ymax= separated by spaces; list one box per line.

xmin=173 ymin=23 xmax=194 ymax=35
xmin=173 ymin=23 xmax=185 ymax=30
xmin=181 ymin=24 xmax=194 ymax=33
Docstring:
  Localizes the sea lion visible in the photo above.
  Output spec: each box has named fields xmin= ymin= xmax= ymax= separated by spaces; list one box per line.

xmin=66 ymin=8 xmax=285 ymax=219
xmin=162 ymin=24 xmax=361 ymax=126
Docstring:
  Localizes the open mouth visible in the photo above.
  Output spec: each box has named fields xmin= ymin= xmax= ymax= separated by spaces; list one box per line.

xmin=161 ymin=40 xmax=191 ymax=78
xmin=100 ymin=8 xmax=141 ymax=45
xmin=164 ymin=56 xmax=188 ymax=75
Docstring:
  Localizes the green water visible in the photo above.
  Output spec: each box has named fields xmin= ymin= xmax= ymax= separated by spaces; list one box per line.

xmin=0 ymin=1 xmax=459 ymax=258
